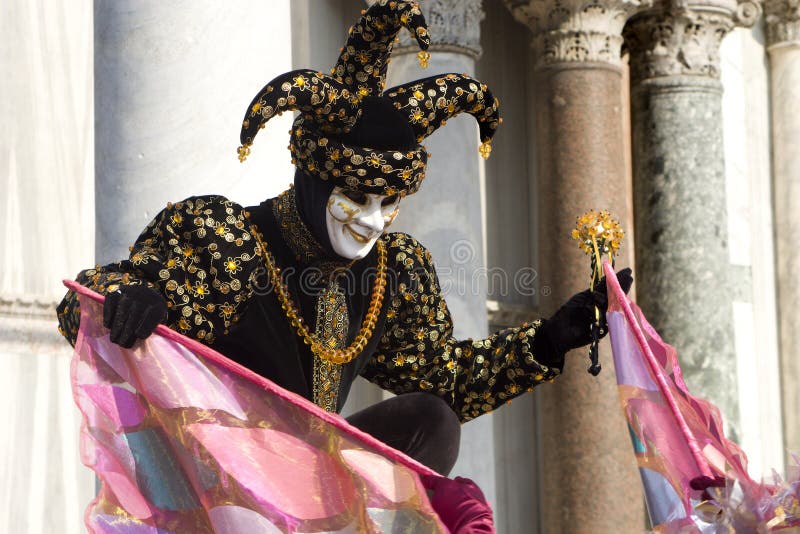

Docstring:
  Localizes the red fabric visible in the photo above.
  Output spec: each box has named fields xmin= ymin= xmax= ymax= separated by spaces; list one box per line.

xmin=423 ymin=475 xmax=496 ymax=533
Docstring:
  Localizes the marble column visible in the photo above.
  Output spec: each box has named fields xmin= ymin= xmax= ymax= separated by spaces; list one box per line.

xmin=765 ymin=0 xmax=800 ymax=469
xmin=0 ymin=1 xmax=96 ymax=532
xmin=478 ymin=6 xmax=543 ymax=532
xmin=376 ymin=0 xmax=501 ymax=514
xmin=504 ymin=1 xmax=646 ymax=531
xmin=93 ymin=0 xmax=295 ymax=264
xmin=625 ymin=0 xmax=760 ymax=444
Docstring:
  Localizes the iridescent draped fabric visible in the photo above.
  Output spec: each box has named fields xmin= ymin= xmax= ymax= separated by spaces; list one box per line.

xmin=603 ymin=263 xmax=800 ymax=532
xmin=67 ymin=281 xmax=449 ymax=533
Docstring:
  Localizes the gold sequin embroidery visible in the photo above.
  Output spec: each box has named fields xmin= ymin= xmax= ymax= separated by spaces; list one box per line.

xmin=312 ymin=281 xmax=348 ymax=411
xmin=270 ymin=187 xmax=327 ymax=264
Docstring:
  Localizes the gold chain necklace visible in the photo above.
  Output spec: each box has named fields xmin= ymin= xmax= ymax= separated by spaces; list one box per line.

xmin=247 ymin=216 xmax=387 ymax=364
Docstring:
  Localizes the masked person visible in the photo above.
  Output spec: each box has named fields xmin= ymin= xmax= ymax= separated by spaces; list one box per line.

xmin=57 ymin=1 xmax=631 ymax=482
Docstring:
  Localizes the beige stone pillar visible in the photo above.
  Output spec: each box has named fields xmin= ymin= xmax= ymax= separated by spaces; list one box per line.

xmin=505 ymin=1 xmax=646 ymax=531
xmin=765 ymin=0 xmax=800 ymax=470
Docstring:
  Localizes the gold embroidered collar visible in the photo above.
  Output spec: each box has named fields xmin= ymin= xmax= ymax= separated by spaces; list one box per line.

xmin=271 ymin=187 xmax=335 ymax=266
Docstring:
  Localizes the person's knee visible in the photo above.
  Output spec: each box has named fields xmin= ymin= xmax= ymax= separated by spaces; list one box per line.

xmin=349 ymin=393 xmax=461 ymax=475
xmin=411 ymin=394 xmax=460 ymax=474
xmin=422 ymin=394 xmax=460 ymax=440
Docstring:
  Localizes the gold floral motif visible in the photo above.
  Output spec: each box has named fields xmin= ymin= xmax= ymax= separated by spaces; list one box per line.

xmin=385 ymin=72 xmax=500 ymax=162
xmin=239 ymin=0 xmax=491 ymax=197
xmin=57 ymin=196 xmax=258 ymax=347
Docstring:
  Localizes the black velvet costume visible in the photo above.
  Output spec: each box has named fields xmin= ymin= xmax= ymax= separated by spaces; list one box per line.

xmin=57 ymin=191 xmax=563 ymax=420
xmin=56 ymin=190 xmax=565 ymax=474
xmin=57 ymin=1 xmax=564 ymax=476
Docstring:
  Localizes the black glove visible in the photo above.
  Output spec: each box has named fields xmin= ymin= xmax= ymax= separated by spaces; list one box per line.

xmin=103 ymin=285 xmax=168 ymax=348
xmin=535 ymin=268 xmax=633 ymax=363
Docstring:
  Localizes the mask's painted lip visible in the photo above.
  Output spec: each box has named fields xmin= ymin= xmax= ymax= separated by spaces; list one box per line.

xmin=344 ymin=224 xmax=376 ymax=244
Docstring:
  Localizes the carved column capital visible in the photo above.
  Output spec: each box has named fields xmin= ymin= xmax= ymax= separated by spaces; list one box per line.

xmin=504 ymin=0 xmax=652 ymax=68
xmin=765 ymin=0 xmax=800 ymax=47
xmin=366 ymin=0 xmax=485 ymax=59
xmin=624 ymin=0 xmax=762 ymax=84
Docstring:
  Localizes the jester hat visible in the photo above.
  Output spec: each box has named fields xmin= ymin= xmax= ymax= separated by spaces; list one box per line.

xmin=238 ymin=0 xmax=501 ymax=196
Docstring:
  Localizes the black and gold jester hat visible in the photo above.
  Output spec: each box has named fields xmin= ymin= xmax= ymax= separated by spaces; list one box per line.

xmin=238 ymin=0 xmax=502 ymax=196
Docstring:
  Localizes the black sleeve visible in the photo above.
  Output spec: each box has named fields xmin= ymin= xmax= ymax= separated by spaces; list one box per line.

xmin=57 ymin=196 xmax=261 ymax=346
xmin=361 ymin=233 xmax=562 ymax=423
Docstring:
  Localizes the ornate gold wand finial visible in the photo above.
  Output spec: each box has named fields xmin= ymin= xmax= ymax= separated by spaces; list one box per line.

xmin=571 ymin=209 xmax=625 ymax=375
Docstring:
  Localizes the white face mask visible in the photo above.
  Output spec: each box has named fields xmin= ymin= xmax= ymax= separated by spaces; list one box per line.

xmin=326 ymin=187 xmax=401 ymax=260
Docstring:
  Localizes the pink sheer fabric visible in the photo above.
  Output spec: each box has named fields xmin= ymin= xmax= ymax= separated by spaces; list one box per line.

xmin=67 ymin=281 xmax=467 ymax=533
xmin=601 ymin=263 xmax=794 ymax=531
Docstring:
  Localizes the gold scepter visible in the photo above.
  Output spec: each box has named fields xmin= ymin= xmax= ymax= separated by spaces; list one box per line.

xmin=571 ymin=210 xmax=624 ymax=376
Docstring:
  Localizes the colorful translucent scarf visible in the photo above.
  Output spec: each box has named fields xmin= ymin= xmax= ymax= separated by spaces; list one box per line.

xmin=67 ymin=281 xmax=454 ymax=533
xmin=604 ymin=263 xmax=800 ymax=532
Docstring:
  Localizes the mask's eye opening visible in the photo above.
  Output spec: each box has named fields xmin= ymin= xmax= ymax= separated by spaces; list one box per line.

xmin=342 ymin=189 xmax=368 ymax=205
xmin=381 ymin=194 xmax=399 ymax=207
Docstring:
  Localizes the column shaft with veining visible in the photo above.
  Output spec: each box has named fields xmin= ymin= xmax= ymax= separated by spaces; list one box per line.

xmin=0 ymin=1 xmax=96 ymax=531
xmin=505 ymin=0 xmax=647 ymax=531
xmin=766 ymin=0 xmax=800 ymax=468
xmin=625 ymin=0 xmax=760 ymax=443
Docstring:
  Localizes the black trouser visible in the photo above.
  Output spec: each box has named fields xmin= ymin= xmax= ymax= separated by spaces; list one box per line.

xmin=346 ymin=392 xmax=461 ymax=476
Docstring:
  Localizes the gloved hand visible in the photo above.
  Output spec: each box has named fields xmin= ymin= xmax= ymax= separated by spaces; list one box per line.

xmin=103 ymin=285 xmax=167 ymax=348
xmin=537 ymin=268 xmax=633 ymax=359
